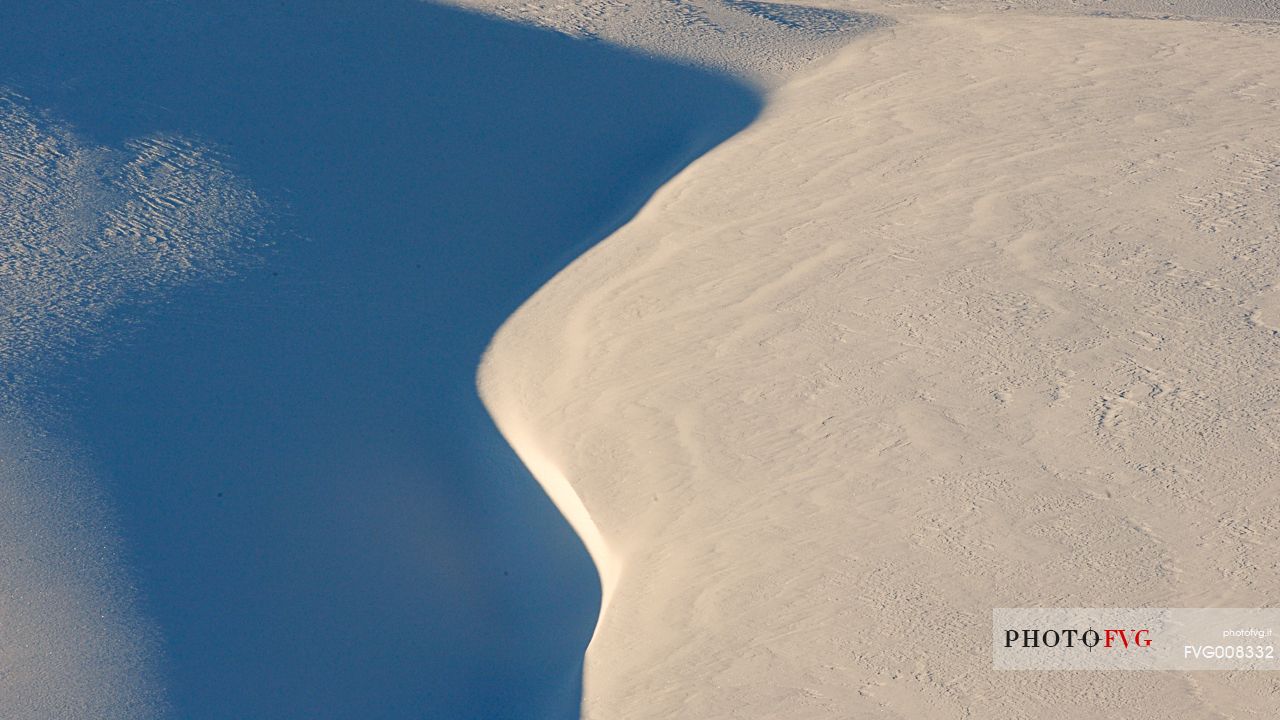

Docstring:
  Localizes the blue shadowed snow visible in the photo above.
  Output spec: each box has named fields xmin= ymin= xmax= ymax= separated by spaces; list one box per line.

xmin=0 ymin=2 xmax=759 ymax=718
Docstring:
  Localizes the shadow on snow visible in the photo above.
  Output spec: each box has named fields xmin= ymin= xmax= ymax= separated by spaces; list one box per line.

xmin=0 ymin=2 xmax=759 ymax=718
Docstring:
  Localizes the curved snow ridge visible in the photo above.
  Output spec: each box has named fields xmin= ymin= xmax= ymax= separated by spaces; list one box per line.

xmin=0 ymin=91 xmax=265 ymax=403
xmin=484 ymin=409 xmax=622 ymax=620
xmin=473 ymin=0 xmax=885 ymax=672
xmin=483 ymin=11 xmax=1280 ymax=718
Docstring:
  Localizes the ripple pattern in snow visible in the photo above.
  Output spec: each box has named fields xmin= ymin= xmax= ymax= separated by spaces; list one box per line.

xmin=0 ymin=92 xmax=264 ymax=399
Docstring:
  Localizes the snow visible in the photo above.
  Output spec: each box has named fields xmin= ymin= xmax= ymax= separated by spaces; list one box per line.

xmin=4 ymin=0 xmax=1280 ymax=718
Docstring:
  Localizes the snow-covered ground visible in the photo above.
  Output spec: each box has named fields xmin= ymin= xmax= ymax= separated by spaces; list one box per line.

xmin=0 ymin=90 xmax=258 ymax=720
xmin=0 ymin=2 xmax=756 ymax=718
xmin=478 ymin=3 xmax=1280 ymax=718
xmin=4 ymin=0 xmax=1280 ymax=718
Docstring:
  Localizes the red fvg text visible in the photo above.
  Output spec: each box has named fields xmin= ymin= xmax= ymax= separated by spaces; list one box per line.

xmin=1003 ymin=629 xmax=1152 ymax=649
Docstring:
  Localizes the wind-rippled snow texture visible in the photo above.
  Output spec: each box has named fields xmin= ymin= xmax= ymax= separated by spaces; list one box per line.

xmin=0 ymin=92 xmax=263 ymax=400
xmin=1 ymin=92 xmax=262 ymax=719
